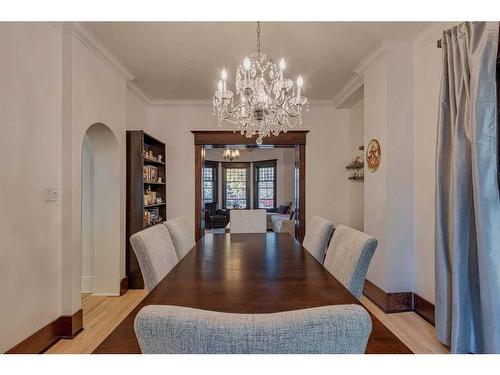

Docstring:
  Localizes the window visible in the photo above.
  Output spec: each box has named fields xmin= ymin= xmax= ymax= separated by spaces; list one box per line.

xmin=254 ymin=160 xmax=277 ymax=209
xmin=223 ymin=163 xmax=250 ymax=209
xmin=203 ymin=161 xmax=218 ymax=204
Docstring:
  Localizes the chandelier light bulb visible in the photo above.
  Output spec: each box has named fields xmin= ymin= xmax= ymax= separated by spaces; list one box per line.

xmin=297 ymin=75 xmax=304 ymax=87
xmin=243 ymin=57 xmax=251 ymax=71
xmin=279 ymin=58 xmax=286 ymax=71
xmin=221 ymin=69 xmax=228 ymax=81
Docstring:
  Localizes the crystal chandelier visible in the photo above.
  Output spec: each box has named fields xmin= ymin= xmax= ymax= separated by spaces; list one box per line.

xmin=222 ymin=148 xmax=240 ymax=161
xmin=213 ymin=22 xmax=308 ymax=145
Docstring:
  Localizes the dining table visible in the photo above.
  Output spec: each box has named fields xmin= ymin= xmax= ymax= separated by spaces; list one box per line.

xmin=94 ymin=233 xmax=412 ymax=354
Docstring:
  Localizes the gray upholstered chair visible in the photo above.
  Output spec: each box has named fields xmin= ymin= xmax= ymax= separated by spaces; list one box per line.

xmin=164 ymin=216 xmax=195 ymax=260
xmin=230 ymin=209 xmax=266 ymax=233
xmin=129 ymin=224 xmax=179 ymax=292
xmin=323 ymin=225 xmax=378 ymax=299
xmin=302 ymin=216 xmax=335 ymax=263
xmin=134 ymin=304 xmax=372 ymax=354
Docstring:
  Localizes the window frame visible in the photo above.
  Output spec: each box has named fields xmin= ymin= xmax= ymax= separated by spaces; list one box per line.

xmin=203 ymin=160 xmax=218 ymax=205
xmin=222 ymin=162 xmax=251 ymax=209
xmin=253 ymin=159 xmax=277 ymax=210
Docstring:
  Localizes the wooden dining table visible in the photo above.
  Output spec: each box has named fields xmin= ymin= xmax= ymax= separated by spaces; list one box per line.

xmin=94 ymin=233 xmax=411 ymax=354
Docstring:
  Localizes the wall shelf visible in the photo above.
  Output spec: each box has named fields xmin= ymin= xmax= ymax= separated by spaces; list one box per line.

xmin=346 ymin=163 xmax=364 ymax=170
xmin=144 ymin=202 xmax=166 ymax=208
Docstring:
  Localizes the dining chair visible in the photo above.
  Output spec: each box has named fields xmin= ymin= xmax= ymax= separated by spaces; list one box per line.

xmin=323 ymin=225 xmax=378 ymax=299
xmin=302 ymin=216 xmax=335 ymax=263
xmin=129 ymin=224 xmax=179 ymax=292
xmin=134 ymin=304 xmax=372 ymax=354
xmin=164 ymin=216 xmax=196 ymax=260
xmin=229 ymin=209 xmax=267 ymax=233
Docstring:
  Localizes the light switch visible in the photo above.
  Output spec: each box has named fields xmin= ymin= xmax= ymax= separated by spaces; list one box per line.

xmin=45 ymin=188 xmax=58 ymax=202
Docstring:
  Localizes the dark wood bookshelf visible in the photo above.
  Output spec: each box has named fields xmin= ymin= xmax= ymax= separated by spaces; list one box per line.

xmin=126 ymin=130 xmax=167 ymax=289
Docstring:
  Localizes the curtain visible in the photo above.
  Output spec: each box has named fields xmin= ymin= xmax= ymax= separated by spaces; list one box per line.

xmin=435 ymin=21 xmax=500 ymax=354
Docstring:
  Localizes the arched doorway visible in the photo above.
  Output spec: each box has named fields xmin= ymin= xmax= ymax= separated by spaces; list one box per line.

xmin=81 ymin=123 xmax=120 ymax=296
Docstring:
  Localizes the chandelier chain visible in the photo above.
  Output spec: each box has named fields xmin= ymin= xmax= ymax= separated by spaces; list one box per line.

xmin=256 ymin=22 xmax=261 ymax=54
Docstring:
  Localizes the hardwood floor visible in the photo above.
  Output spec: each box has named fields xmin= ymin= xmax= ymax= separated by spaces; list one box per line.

xmin=46 ymin=290 xmax=147 ymax=354
xmin=360 ymin=296 xmax=449 ymax=354
xmin=46 ymin=290 xmax=447 ymax=354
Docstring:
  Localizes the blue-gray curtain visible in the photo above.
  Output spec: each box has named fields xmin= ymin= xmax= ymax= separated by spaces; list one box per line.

xmin=435 ymin=21 xmax=500 ymax=354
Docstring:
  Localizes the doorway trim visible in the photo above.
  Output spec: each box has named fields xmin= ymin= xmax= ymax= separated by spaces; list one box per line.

xmin=192 ymin=130 xmax=308 ymax=241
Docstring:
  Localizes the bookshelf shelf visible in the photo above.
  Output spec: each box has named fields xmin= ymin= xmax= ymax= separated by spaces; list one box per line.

xmin=126 ymin=130 xmax=167 ymax=289
xmin=144 ymin=202 xmax=166 ymax=208
xmin=143 ymin=157 xmax=166 ymax=166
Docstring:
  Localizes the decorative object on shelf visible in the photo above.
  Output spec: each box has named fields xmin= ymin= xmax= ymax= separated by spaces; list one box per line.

xmin=157 ymin=177 xmax=163 ymax=183
xmin=346 ymin=147 xmax=364 ymax=181
xmin=223 ymin=148 xmax=240 ymax=161
xmin=366 ymin=139 xmax=381 ymax=172
xmin=158 ymin=155 xmax=163 ymax=162
xmin=212 ymin=22 xmax=308 ymax=145
xmin=143 ymin=165 xmax=159 ymax=182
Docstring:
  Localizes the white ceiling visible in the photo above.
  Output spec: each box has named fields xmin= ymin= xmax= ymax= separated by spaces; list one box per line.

xmin=85 ymin=22 xmax=430 ymax=100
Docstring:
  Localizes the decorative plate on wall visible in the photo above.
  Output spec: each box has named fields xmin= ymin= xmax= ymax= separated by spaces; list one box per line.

xmin=366 ymin=139 xmax=381 ymax=172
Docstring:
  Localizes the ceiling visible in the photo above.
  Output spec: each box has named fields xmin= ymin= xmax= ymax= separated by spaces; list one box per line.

xmin=85 ymin=22 xmax=430 ymax=100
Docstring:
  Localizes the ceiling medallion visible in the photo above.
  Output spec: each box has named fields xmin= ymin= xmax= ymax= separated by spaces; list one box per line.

xmin=213 ymin=22 xmax=308 ymax=145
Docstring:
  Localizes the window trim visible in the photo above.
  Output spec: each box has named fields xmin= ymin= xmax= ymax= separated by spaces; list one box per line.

xmin=253 ymin=159 xmax=277 ymax=210
xmin=222 ymin=162 xmax=251 ymax=209
xmin=203 ymin=160 xmax=218 ymax=205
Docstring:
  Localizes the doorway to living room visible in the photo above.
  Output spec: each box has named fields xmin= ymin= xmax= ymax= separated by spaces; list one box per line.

xmin=192 ymin=131 xmax=307 ymax=241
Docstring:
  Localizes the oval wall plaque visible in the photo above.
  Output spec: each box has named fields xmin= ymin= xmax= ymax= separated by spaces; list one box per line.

xmin=366 ymin=139 xmax=381 ymax=172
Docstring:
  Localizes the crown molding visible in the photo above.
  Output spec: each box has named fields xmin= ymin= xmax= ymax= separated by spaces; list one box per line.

xmin=354 ymin=40 xmax=411 ymax=75
xmin=127 ymin=81 xmax=151 ymax=104
xmin=332 ymin=73 xmax=364 ymax=109
xmin=68 ymin=22 xmax=136 ymax=82
xmin=412 ymin=22 xmax=458 ymax=55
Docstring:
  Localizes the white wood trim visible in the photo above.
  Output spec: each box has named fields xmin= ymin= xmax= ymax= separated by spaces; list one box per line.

xmin=70 ymin=22 xmax=137 ymax=82
xmin=332 ymin=73 xmax=364 ymax=108
xmin=354 ymin=40 xmax=411 ymax=75
xmin=128 ymin=81 xmax=151 ymax=105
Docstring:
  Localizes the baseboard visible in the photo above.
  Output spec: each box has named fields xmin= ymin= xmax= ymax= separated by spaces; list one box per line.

xmin=120 ymin=276 xmax=128 ymax=296
xmin=6 ymin=309 xmax=83 ymax=354
xmin=363 ymin=280 xmax=413 ymax=313
xmin=413 ymin=293 xmax=435 ymax=326
xmin=362 ymin=280 xmax=436 ymax=325
xmin=6 ymin=317 xmax=62 ymax=354
xmin=61 ymin=309 xmax=83 ymax=338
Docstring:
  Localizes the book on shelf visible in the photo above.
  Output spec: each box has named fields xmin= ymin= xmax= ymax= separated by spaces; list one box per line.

xmin=143 ymin=165 xmax=159 ymax=182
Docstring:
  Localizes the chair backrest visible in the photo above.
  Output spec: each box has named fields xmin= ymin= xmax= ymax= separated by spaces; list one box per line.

xmin=164 ymin=216 xmax=196 ymax=260
xmin=129 ymin=224 xmax=179 ymax=292
xmin=323 ymin=225 xmax=378 ymax=299
xmin=134 ymin=304 xmax=372 ymax=354
xmin=230 ymin=209 xmax=266 ymax=233
xmin=302 ymin=216 xmax=335 ymax=263
xmin=205 ymin=202 xmax=217 ymax=215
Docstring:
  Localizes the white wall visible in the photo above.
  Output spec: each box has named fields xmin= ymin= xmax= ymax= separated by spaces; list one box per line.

xmin=412 ymin=25 xmax=456 ymax=303
xmin=362 ymin=44 xmax=414 ymax=293
xmin=205 ymin=148 xmax=296 ymax=209
xmin=81 ymin=134 xmax=95 ymax=292
xmin=0 ymin=23 xmax=62 ymax=353
xmin=148 ymin=102 xmax=364 ymax=233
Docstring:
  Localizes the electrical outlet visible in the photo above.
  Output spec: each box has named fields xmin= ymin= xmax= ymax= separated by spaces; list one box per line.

xmin=45 ymin=188 xmax=58 ymax=202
